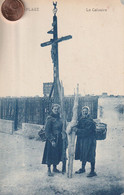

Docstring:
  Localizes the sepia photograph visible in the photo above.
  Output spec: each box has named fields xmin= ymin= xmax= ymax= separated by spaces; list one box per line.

xmin=0 ymin=0 xmax=124 ymax=194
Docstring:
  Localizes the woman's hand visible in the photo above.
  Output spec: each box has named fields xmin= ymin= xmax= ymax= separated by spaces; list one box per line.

xmin=69 ymin=126 xmax=77 ymax=135
xmin=70 ymin=121 xmax=77 ymax=129
xmin=62 ymin=131 xmax=67 ymax=139
xmin=51 ymin=141 xmax=56 ymax=147
xmin=72 ymin=126 xmax=77 ymax=132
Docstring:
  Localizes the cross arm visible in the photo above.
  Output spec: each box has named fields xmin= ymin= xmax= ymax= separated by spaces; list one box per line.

xmin=41 ymin=39 xmax=53 ymax=47
xmin=54 ymin=35 xmax=72 ymax=44
xmin=40 ymin=35 xmax=72 ymax=47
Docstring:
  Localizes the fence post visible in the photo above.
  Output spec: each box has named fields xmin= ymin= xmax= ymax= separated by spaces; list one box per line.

xmin=14 ymin=99 xmax=18 ymax=130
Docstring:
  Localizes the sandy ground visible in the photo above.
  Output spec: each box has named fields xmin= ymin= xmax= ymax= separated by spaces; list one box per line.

xmin=0 ymin=100 xmax=124 ymax=195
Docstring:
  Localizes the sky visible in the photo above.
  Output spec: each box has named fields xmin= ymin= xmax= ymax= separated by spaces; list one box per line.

xmin=0 ymin=0 xmax=124 ymax=97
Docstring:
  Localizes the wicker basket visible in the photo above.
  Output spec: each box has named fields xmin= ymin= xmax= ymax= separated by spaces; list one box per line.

xmin=96 ymin=123 xmax=107 ymax=140
xmin=38 ymin=126 xmax=46 ymax=142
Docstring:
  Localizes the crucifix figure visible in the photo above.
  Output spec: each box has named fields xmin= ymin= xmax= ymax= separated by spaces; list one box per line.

xmin=41 ymin=2 xmax=72 ymax=103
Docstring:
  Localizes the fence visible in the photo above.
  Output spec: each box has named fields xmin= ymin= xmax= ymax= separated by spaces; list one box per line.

xmin=0 ymin=96 xmax=98 ymax=130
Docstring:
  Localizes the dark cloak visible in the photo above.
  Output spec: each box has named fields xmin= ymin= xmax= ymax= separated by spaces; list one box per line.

xmin=75 ymin=116 xmax=96 ymax=163
xmin=42 ymin=112 xmax=63 ymax=165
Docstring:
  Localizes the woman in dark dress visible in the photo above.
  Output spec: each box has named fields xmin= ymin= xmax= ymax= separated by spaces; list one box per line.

xmin=42 ymin=104 xmax=63 ymax=176
xmin=75 ymin=106 xmax=97 ymax=177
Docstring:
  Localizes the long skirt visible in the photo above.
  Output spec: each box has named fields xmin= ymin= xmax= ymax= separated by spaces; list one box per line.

xmin=42 ymin=134 xmax=63 ymax=165
xmin=75 ymin=136 xmax=96 ymax=163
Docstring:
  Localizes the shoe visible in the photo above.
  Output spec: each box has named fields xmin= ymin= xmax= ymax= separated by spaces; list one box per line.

xmin=62 ymin=169 xmax=66 ymax=174
xmin=75 ymin=168 xmax=85 ymax=174
xmin=48 ymin=170 xmax=54 ymax=177
xmin=53 ymin=168 xmax=61 ymax=173
xmin=87 ymin=171 xmax=97 ymax=177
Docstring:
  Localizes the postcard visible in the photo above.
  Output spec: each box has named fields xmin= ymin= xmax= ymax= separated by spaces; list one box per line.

xmin=0 ymin=0 xmax=124 ymax=194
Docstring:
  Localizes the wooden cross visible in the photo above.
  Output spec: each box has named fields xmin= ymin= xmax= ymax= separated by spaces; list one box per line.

xmin=41 ymin=2 xmax=72 ymax=103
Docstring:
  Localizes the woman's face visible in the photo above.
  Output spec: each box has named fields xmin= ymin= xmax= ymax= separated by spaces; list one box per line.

xmin=52 ymin=106 xmax=60 ymax=114
xmin=82 ymin=108 xmax=88 ymax=118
